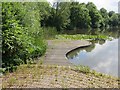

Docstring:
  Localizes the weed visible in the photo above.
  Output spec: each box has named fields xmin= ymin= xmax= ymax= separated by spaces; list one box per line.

xmin=75 ymin=65 xmax=90 ymax=74
xmin=54 ymin=65 xmax=58 ymax=69
xmin=8 ymin=77 xmax=16 ymax=86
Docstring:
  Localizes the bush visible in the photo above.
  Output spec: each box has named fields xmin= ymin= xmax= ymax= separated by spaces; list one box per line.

xmin=2 ymin=3 xmax=47 ymax=70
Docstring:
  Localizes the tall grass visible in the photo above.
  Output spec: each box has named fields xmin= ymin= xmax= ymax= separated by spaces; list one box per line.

xmin=42 ymin=27 xmax=58 ymax=39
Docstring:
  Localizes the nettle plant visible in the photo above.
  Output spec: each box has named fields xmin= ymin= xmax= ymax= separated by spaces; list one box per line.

xmin=2 ymin=2 xmax=47 ymax=71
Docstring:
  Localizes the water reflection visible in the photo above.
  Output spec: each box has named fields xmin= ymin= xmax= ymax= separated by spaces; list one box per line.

xmin=67 ymin=39 xmax=106 ymax=58
xmin=66 ymin=28 xmax=120 ymax=77
xmin=67 ymin=39 xmax=118 ymax=77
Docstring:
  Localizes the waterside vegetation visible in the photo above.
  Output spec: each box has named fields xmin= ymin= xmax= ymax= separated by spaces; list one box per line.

xmin=55 ymin=34 xmax=110 ymax=40
xmin=2 ymin=1 xmax=120 ymax=70
xmin=1 ymin=1 xmax=120 ymax=88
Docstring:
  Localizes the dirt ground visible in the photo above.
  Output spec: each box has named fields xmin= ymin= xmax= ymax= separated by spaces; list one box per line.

xmin=2 ymin=65 xmax=118 ymax=88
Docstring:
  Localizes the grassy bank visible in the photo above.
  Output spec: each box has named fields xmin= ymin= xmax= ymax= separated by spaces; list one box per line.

xmin=55 ymin=34 xmax=111 ymax=40
xmin=2 ymin=64 xmax=118 ymax=88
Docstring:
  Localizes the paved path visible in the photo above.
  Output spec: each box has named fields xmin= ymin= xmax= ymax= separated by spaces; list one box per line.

xmin=43 ymin=40 xmax=91 ymax=66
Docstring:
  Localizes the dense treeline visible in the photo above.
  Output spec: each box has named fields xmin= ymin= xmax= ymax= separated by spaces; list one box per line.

xmin=2 ymin=2 xmax=120 ymax=70
xmin=44 ymin=2 xmax=120 ymax=30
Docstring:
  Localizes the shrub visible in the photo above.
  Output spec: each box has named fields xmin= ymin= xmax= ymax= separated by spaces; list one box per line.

xmin=2 ymin=3 xmax=47 ymax=70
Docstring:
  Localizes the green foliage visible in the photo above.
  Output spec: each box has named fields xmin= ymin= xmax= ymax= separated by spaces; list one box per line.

xmin=43 ymin=2 xmax=120 ymax=30
xmin=2 ymin=2 xmax=120 ymax=71
xmin=42 ymin=27 xmax=57 ymax=39
xmin=109 ymin=13 xmax=119 ymax=27
xmin=108 ymin=11 xmax=115 ymax=17
xmin=100 ymin=8 xmax=109 ymax=27
xmin=55 ymin=34 xmax=109 ymax=40
xmin=2 ymin=2 xmax=46 ymax=69
xmin=37 ymin=2 xmax=120 ymax=31
xmin=38 ymin=2 xmax=52 ymax=27
xmin=46 ymin=2 xmax=70 ymax=31
xmin=0 ymin=68 xmax=6 ymax=74
xmin=69 ymin=2 xmax=91 ymax=29
xmin=86 ymin=2 xmax=103 ymax=28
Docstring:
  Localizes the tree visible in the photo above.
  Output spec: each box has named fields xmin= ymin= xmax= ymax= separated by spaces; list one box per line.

xmin=100 ymin=8 xmax=109 ymax=27
xmin=38 ymin=2 xmax=52 ymax=27
xmin=86 ymin=2 xmax=103 ymax=28
xmin=69 ymin=2 xmax=80 ymax=29
xmin=69 ymin=2 xmax=91 ymax=29
xmin=46 ymin=2 xmax=70 ymax=31
xmin=108 ymin=11 xmax=115 ymax=17
xmin=109 ymin=13 xmax=119 ymax=26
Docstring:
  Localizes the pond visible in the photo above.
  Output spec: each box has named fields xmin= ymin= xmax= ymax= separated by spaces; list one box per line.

xmin=66 ymin=28 xmax=120 ymax=77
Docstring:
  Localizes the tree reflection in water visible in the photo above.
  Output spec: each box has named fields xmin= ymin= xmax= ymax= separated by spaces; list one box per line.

xmin=66 ymin=28 xmax=120 ymax=77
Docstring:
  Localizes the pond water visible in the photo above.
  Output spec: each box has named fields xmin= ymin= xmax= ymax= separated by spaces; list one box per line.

xmin=66 ymin=28 xmax=120 ymax=77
